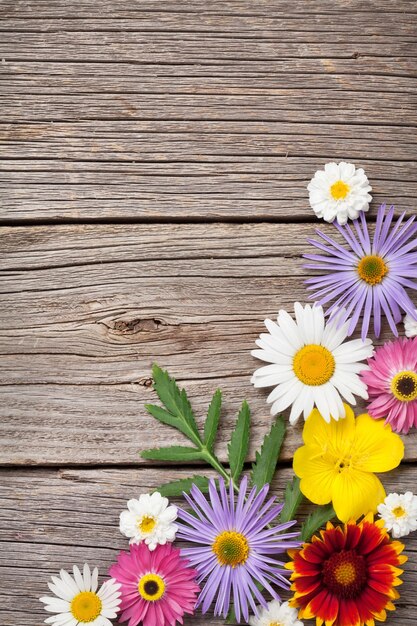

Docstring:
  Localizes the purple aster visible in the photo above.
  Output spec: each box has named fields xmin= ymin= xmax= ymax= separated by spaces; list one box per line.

xmin=304 ymin=204 xmax=417 ymax=340
xmin=176 ymin=476 xmax=300 ymax=623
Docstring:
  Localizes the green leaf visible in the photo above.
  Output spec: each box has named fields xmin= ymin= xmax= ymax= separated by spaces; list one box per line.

xmin=141 ymin=446 xmax=203 ymax=462
xmin=204 ymin=389 xmax=222 ymax=452
xmin=145 ymin=364 xmax=201 ymax=446
xmin=251 ymin=415 xmax=286 ymax=490
xmin=301 ymin=504 xmax=335 ymax=542
xmin=227 ymin=400 xmax=250 ymax=482
xmin=155 ymin=475 xmax=210 ymax=497
xmin=280 ymin=476 xmax=304 ymax=523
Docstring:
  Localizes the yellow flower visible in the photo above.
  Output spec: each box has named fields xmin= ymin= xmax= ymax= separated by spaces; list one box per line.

xmin=293 ymin=404 xmax=404 ymax=522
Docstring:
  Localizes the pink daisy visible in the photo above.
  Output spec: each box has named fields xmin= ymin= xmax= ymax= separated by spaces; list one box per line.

xmin=109 ymin=543 xmax=199 ymax=626
xmin=361 ymin=337 xmax=417 ymax=433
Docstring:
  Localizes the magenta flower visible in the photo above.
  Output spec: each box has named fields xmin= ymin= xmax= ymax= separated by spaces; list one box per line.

xmin=304 ymin=204 xmax=417 ymax=340
xmin=361 ymin=337 xmax=417 ymax=433
xmin=177 ymin=476 xmax=300 ymax=623
xmin=109 ymin=543 xmax=199 ymax=626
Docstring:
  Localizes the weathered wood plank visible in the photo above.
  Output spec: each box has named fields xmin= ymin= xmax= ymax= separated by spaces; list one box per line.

xmin=1 ymin=121 xmax=416 ymax=221
xmin=1 ymin=88 xmax=416 ymax=125
xmin=0 ymin=0 xmax=415 ymax=19
xmin=1 ymin=466 xmax=416 ymax=625
xmin=1 ymin=223 xmax=416 ymax=465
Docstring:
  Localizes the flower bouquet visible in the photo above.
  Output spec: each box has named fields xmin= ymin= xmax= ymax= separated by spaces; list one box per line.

xmin=40 ymin=163 xmax=417 ymax=626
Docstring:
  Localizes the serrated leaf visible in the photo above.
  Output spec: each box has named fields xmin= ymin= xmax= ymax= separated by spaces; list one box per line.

xmin=141 ymin=446 xmax=203 ymax=462
xmin=301 ymin=504 xmax=335 ymax=542
xmin=251 ymin=415 xmax=286 ymax=490
xmin=280 ymin=476 xmax=304 ymax=523
xmin=204 ymin=389 xmax=222 ymax=452
xmin=145 ymin=365 xmax=201 ymax=447
xmin=155 ymin=475 xmax=210 ymax=497
xmin=227 ymin=401 xmax=250 ymax=482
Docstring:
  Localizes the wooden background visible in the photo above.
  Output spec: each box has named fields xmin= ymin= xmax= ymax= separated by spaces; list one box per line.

xmin=0 ymin=1 xmax=416 ymax=624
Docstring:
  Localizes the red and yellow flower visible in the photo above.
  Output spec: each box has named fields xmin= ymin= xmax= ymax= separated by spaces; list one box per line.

xmin=286 ymin=514 xmax=406 ymax=626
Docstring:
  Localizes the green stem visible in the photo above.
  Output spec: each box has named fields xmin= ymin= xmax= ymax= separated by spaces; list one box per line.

xmin=198 ymin=446 xmax=239 ymax=493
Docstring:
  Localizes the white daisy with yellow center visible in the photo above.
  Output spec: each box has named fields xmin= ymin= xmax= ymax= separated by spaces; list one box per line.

xmin=307 ymin=161 xmax=372 ymax=225
xmin=404 ymin=311 xmax=417 ymax=337
xmin=378 ymin=492 xmax=417 ymax=538
xmin=249 ymin=600 xmax=304 ymax=626
xmin=251 ymin=303 xmax=373 ymax=424
xmin=119 ymin=491 xmax=178 ymax=550
xmin=40 ymin=564 xmax=121 ymax=626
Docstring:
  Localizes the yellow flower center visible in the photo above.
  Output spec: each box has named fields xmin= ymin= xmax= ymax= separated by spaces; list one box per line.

xmin=334 ymin=561 xmax=357 ymax=585
xmin=357 ymin=255 xmax=388 ymax=285
xmin=293 ymin=344 xmax=335 ymax=386
xmin=138 ymin=573 xmax=165 ymax=602
xmin=323 ymin=550 xmax=367 ymax=599
xmin=392 ymin=506 xmax=406 ymax=518
xmin=138 ymin=515 xmax=157 ymax=534
xmin=212 ymin=531 xmax=249 ymax=568
xmin=70 ymin=591 xmax=102 ymax=623
xmin=270 ymin=623 xmax=284 ymax=626
xmin=330 ymin=180 xmax=350 ymax=200
xmin=391 ymin=371 xmax=417 ymax=402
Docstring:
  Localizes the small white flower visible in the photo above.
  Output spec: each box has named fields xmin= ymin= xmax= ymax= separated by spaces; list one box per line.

xmin=119 ymin=491 xmax=178 ymax=550
xmin=251 ymin=302 xmax=373 ymax=424
xmin=404 ymin=311 xmax=417 ymax=337
xmin=307 ymin=161 xmax=372 ymax=225
xmin=378 ymin=492 xmax=417 ymax=538
xmin=249 ymin=600 xmax=303 ymax=626
xmin=40 ymin=564 xmax=121 ymax=626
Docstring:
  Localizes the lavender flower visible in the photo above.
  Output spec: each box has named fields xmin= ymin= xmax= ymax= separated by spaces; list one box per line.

xmin=304 ymin=204 xmax=417 ymax=339
xmin=177 ymin=476 xmax=300 ymax=623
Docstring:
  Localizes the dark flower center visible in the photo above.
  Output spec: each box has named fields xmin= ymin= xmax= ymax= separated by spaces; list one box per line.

xmin=391 ymin=370 xmax=417 ymax=402
xmin=322 ymin=549 xmax=367 ymax=599
xmin=144 ymin=580 xmax=159 ymax=596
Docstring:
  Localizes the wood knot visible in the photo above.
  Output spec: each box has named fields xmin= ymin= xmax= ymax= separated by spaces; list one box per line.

xmin=113 ymin=318 xmax=163 ymax=334
xmin=352 ymin=51 xmax=360 ymax=59
xmin=138 ymin=377 xmax=153 ymax=388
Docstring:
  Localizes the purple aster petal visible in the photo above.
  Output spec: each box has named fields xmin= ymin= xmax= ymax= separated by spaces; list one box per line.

xmin=306 ymin=204 xmax=417 ymax=338
xmin=178 ymin=476 xmax=300 ymax=621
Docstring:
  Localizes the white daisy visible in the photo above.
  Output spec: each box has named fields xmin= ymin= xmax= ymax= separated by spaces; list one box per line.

xmin=119 ymin=491 xmax=178 ymax=550
xmin=40 ymin=564 xmax=121 ymax=626
xmin=378 ymin=492 xmax=417 ymax=538
xmin=307 ymin=161 xmax=372 ymax=225
xmin=251 ymin=302 xmax=373 ymax=424
xmin=404 ymin=311 xmax=417 ymax=337
xmin=249 ymin=600 xmax=303 ymax=626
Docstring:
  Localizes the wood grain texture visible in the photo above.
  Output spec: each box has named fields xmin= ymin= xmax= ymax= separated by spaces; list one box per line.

xmin=1 ymin=466 xmax=416 ymax=626
xmin=1 ymin=223 xmax=416 ymax=465
xmin=1 ymin=1 xmax=416 ymax=221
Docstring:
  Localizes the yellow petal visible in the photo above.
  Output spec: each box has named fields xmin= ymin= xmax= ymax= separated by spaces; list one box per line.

xmin=332 ymin=469 xmax=386 ymax=523
xmin=302 ymin=404 xmax=355 ymax=455
xmin=294 ymin=444 xmax=336 ymax=504
xmin=353 ymin=413 xmax=404 ymax=472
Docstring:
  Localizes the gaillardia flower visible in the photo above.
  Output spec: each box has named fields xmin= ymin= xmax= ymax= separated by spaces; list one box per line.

xmin=293 ymin=404 xmax=404 ymax=522
xmin=307 ymin=162 xmax=372 ymax=225
xmin=119 ymin=491 xmax=178 ymax=550
xmin=361 ymin=337 xmax=417 ymax=433
xmin=109 ymin=543 xmax=199 ymax=626
xmin=287 ymin=515 xmax=407 ymax=626
xmin=177 ymin=476 xmax=300 ymax=623
xmin=378 ymin=491 xmax=417 ymax=538
xmin=304 ymin=204 xmax=417 ymax=339
xmin=40 ymin=564 xmax=121 ymax=626
xmin=252 ymin=302 xmax=373 ymax=424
